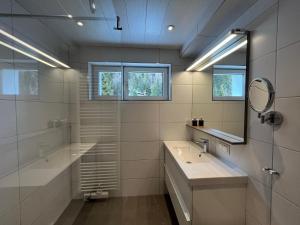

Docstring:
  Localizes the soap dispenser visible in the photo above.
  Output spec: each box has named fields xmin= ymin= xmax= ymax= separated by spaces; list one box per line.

xmin=198 ymin=118 xmax=204 ymax=126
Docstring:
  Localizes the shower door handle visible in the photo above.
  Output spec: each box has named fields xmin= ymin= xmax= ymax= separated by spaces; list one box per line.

xmin=262 ymin=167 xmax=280 ymax=176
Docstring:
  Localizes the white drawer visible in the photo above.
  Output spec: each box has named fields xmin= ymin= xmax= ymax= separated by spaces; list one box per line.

xmin=165 ymin=151 xmax=193 ymax=212
xmin=165 ymin=165 xmax=191 ymax=225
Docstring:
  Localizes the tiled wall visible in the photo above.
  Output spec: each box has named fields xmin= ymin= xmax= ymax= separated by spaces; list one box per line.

xmin=0 ymin=1 xmax=73 ymax=224
xmin=70 ymin=47 xmax=194 ymax=196
xmin=193 ymin=1 xmax=300 ymax=225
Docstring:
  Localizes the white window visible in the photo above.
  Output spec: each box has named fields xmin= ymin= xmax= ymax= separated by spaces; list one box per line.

xmin=212 ymin=65 xmax=246 ymax=101
xmin=89 ymin=63 xmax=171 ymax=101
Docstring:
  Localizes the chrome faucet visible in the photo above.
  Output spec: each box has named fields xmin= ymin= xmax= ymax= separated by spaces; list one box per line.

xmin=193 ymin=138 xmax=209 ymax=153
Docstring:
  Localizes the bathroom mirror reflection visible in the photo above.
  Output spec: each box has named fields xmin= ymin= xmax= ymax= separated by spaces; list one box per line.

xmin=249 ymin=78 xmax=274 ymax=113
xmin=192 ymin=35 xmax=249 ymax=143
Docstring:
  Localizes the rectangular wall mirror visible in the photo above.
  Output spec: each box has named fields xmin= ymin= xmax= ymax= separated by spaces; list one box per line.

xmin=190 ymin=31 xmax=249 ymax=144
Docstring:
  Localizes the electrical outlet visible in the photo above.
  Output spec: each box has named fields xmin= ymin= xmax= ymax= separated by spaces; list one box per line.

xmin=216 ymin=141 xmax=230 ymax=155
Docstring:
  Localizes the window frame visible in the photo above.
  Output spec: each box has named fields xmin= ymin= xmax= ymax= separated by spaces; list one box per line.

xmin=212 ymin=65 xmax=246 ymax=101
xmin=88 ymin=62 xmax=172 ymax=101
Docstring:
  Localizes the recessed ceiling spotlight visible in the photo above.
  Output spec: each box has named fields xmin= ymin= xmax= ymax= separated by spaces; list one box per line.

xmin=67 ymin=14 xmax=73 ymax=19
xmin=167 ymin=25 xmax=175 ymax=31
xmin=77 ymin=21 xmax=84 ymax=26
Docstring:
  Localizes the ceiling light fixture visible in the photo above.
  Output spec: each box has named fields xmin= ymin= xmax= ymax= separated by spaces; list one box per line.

xmin=67 ymin=14 xmax=73 ymax=18
xmin=0 ymin=28 xmax=70 ymax=68
xmin=167 ymin=25 xmax=175 ymax=31
xmin=197 ymin=40 xmax=247 ymax=71
xmin=0 ymin=40 xmax=56 ymax=67
xmin=77 ymin=21 xmax=84 ymax=26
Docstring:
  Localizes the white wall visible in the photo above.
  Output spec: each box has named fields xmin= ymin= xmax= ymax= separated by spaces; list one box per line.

xmin=70 ymin=46 xmax=194 ymax=196
xmin=193 ymin=1 xmax=300 ymax=225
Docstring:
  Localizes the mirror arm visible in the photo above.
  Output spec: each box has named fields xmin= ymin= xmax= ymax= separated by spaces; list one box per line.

xmin=257 ymin=111 xmax=283 ymax=126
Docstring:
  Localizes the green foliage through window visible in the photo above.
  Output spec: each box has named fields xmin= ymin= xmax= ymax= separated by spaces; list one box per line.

xmin=128 ymin=72 xmax=163 ymax=97
xmin=98 ymin=72 xmax=122 ymax=97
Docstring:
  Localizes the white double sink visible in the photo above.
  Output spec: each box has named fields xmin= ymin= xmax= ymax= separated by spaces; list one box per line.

xmin=164 ymin=141 xmax=248 ymax=225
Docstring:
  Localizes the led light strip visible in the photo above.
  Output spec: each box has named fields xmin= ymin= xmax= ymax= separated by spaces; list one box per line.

xmin=0 ymin=40 xmax=56 ymax=67
xmin=197 ymin=40 xmax=247 ymax=72
xmin=186 ymin=33 xmax=237 ymax=71
xmin=0 ymin=29 xmax=70 ymax=68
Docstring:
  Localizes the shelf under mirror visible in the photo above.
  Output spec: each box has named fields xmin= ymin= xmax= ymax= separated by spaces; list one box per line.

xmin=186 ymin=124 xmax=245 ymax=145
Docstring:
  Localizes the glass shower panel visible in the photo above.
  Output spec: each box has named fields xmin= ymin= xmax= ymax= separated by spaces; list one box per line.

xmin=11 ymin=1 xmax=73 ymax=224
xmin=0 ymin=1 xmax=21 ymax=224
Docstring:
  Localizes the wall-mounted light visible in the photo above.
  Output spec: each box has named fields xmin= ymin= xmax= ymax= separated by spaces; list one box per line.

xmin=0 ymin=28 xmax=70 ymax=68
xmin=198 ymin=40 xmax=247 ymax=71
xmin=0 ymin=40 xmax=56 ymax=67
xmin=167 ymin=25 xmax=175 ymax=31
xmin=186 ymin=29 xmax=248 ymax=72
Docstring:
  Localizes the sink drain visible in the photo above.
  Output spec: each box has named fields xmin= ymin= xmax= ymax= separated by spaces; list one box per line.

xmin=186 ymin=161 xmax=192 ymax=164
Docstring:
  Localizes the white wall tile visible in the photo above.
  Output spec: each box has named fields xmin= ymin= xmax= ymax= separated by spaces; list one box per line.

xmin=121 ymin=160 xmax=159 ymax=179
xmin=192 ymin=84 xmax=212 ymax=103
xmin=172 ymin=66 xmax=193 ymax=85
xmin=159 ymin=49 xmax=192 ymax=66
xmin=276 ymin=42 xmax=300 ymax=97
xmin=121 ymin=47 xmax=159 ymax=63
xmin=121 ymin=178 xmax=160 ymax=196
xmin=192 ymin=103 xmax=223 ymax=122
xmin=277 ymin=0 xmax=300 ymax=49
xmin=121 ymin=141 xmax=160 ymax=160
xmin=250 ymin=51 xmax=276 ymax=86
xmin=274 ymin=97 xmax=300 ymax=151
xmin=273 ymin=146 xmax=300 ymax=207
xmin=248 ymin=107 xmax=274 ymax=144
xmin=121 ymin=123 xmax=159 ymax=141
xmin=159 ymin=103 xmax=191 ymax=122
xmin=171 ymin=85 xmax=192 ymax=103
xmin=159 ymin=123 xmax=190 ymax=141
xmin=121 ymin=103 xmax=159 ymax=122
xmin=271 ymin=192 xmax=300 ymax=225
xmin=249 ymin=6 xmax=278 ymax=60
xmin=192 ymin=70 xmax=212 ymax=85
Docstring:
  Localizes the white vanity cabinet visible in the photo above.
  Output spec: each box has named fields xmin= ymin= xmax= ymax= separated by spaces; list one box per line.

xmin=164 ymin=141 xmax=248 ymax=225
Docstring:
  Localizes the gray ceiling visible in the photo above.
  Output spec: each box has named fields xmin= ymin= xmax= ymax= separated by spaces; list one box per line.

xmin=15 ymin=0 xmax=258 ymax=56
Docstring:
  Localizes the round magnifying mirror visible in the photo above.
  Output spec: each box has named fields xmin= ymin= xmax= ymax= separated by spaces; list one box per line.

xmin=248 ymin=78 xmax=274 ymax=113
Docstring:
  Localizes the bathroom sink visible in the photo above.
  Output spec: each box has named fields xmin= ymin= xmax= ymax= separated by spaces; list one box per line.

xmin=164 ymin=141 xmax=247 ymax=186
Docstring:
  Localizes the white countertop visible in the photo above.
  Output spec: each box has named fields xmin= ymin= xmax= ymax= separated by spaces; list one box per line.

xmin=164 ymin=141 xmax=247 ymax=186
xmin=0 ymin=143 xmax=96 ymax=188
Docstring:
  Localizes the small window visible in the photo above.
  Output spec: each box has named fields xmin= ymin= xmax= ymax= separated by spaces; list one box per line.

xmin=124 ymin=66 xmax=169 ymax=100
xmin=0 ymin=68 xmax=38 ymax=96
xmin=212 ymin=65 xmax=246 ymax=101
xmin=90 ymin=63 xmax=171 ymax=101
xmin=92 ymin=66 xmax=122 ymax=100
